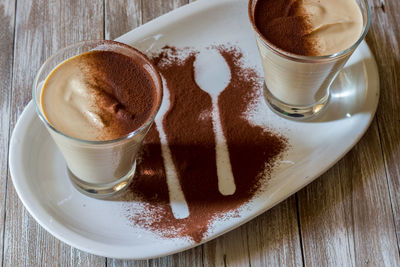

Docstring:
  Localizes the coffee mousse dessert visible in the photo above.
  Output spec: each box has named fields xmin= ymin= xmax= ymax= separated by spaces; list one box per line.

xmin=250 ymin=0 xmax=364 ymax=107
xmin=40 ymin=44 xmax=162 ymax=186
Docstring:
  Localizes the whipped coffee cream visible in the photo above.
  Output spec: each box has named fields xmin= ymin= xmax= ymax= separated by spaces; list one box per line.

xmin=42 ymin=50 xmax=157 ymax=141
xmin=302 ymin=0 xmax=363 ymax=55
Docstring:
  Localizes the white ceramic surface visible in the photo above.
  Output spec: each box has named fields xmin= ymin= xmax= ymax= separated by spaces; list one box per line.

xmin=9 ymin=0 xmax=379 ymax=259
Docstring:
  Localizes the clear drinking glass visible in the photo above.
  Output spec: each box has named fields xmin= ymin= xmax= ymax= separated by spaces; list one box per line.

xmin=33 ymin=40 xmax=163 ymax=198
xmin=248 ymin=0 xmax=370 ymax=119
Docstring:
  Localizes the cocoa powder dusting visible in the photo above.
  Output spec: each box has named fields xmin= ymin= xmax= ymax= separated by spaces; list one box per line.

xmin=254 ymin=0 xmax=318 ymax=56
xmin=81 ymin=50 xmax=157 ymax=140
xmin=122 ymin=45 xmax=287 ymax=242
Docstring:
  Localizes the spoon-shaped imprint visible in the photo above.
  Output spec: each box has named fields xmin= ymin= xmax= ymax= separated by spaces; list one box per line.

xmin=155 ymin=77 xmax=189 ymax=219
xmin=194 ymin=48 xmax=236 ymax=196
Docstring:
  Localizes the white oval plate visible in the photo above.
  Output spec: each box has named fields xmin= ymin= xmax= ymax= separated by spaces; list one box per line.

xmin=9 ymin=0 xmax=379 ymax=259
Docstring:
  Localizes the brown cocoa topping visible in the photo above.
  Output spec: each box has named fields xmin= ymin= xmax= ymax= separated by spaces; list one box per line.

xmin=80 ymin=50 xmax=157 ymax=140
xmin=122 ymin=45 xmax=287 ymax=242
xmin=253 ymin=0 xmax=318 ymax=56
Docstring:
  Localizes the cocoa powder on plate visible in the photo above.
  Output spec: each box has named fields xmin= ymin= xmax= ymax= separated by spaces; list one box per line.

xmin=123 ymin=45 xmax=287 ymax=242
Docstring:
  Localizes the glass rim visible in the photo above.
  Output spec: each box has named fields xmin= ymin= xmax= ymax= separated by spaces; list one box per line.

xmin=33 ymin=39 xmax=163 ymax=145
xmin=247 ymin=0 xmax=371 ymax=63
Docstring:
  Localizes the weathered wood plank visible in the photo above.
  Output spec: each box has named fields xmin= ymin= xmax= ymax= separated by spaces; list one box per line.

xmin=0 ymin=0 xmax=16 ymax=265
xmin=246 ymin=196 xmax=302 ymax=267
xmin=108 ymin=259 xmax=148 ymax=267
xmin=298 ymin=121 xmax=400 ymax=266
xmin=149 ymin=247 xmax=203 ymax=267
xmin=368 ymin=0 xmax=400 ymax=254
xmin=105 ymin=0 xmax=141 ymax=40
xmin=202 ymin=197 xmax=302 ymax=267
xmin=298 ymin=165 xmax=355 ymax=266
xmin=203 ymin=225 xmax=250 ymax=267
xmin=141 ymin=0 xmax=189 ymax=21
xmin=4 ymin=0 xmax=106 ymax=265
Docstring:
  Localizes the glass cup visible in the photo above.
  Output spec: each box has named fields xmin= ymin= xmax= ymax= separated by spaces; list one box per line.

xmin=248 ymin=0 xmax=370 ymax=119
xmin=33 ymin=40 xmax=163 ymax=198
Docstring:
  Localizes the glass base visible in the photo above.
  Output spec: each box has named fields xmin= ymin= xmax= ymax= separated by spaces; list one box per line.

xmin=67 ymin=161 xmax=136 ymax=199
xmin=263 ymin=83 xmax=330 ymax=120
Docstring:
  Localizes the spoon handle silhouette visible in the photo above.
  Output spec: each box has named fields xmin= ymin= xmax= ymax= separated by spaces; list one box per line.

xmin=155 ymin=78 xmax=189 ymax=219
xmin=212 ymin=98 xmax=236 ymax=196
xmin=159 ymin=141 xmax=189 ymax=219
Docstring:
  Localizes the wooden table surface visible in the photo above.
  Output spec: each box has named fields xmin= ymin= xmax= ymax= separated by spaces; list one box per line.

xmin=1 ymin=0 xmax=399 ymax=266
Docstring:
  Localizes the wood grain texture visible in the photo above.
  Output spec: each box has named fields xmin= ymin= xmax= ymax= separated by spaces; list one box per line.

xmin=203 ymin=226 xmax=250 ymax=267
xmin=149 ymin=246 xmax=203 ymax=267
xmin=0 ymin=0 xmax=15 ymax=266
xmin=203 ymin=198 xmax=302 ymax=267
xmin=141 ymin=0 xmax=188 ymax=21
xmin=367 ymin=0 xmax=400 ymax=253
xmin=105 ymin=0 xmax=141 ymax=40
xmin=4 ymin=0 xmax=106 ymax=266
xmin=298 ymin=121 xmax=400 ymax=266
xmin=246 ymin=196 xmax=302 ymax=266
